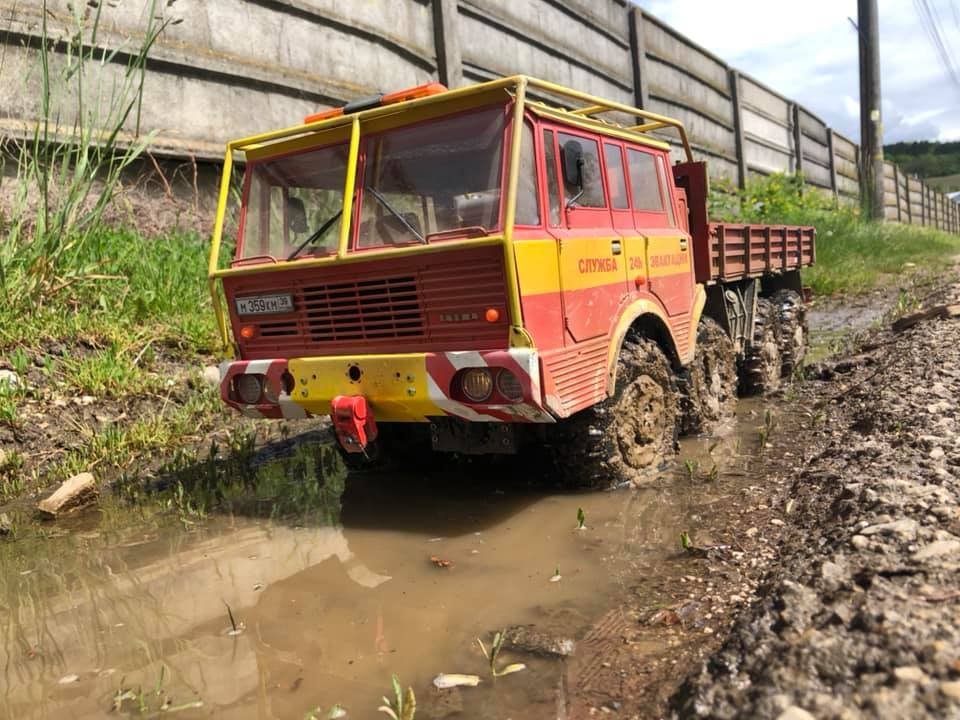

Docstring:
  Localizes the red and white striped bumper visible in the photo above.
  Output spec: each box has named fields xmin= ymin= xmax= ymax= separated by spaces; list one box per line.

xmin=219 ymin=350 xmax=555 ymax=423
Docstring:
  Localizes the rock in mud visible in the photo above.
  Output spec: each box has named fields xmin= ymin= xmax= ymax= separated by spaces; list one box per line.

xmin=38 ymin=472 xmax=99 ymax=518
xmin=0 ymin=370 xmax=20 ymax=389
xmin=502 ymin=624 xmax=575 ymax=658
xmin=202 ymin=365 xmax=221 ymax=387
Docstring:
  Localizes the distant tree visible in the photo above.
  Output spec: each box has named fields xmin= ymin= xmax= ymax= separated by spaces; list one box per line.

xmin=885 ymin=140 xmax=960 ymax=179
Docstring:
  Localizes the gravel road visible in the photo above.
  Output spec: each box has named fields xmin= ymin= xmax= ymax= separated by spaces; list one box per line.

xmin=674 ymin=283 xmax=960 ymax=719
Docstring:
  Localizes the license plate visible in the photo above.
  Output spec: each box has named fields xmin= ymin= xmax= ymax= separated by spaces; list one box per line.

xmin=235 ymin=293 xmax=294 ymax=316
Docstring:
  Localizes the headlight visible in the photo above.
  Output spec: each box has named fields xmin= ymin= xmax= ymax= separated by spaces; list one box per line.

xmin=461 ymin=368 xmax=493 ymax=402
xmin=496 ymin=370 xmax=523 ymax=401
xmin=234 ymin=374 xmax=264 ymax=404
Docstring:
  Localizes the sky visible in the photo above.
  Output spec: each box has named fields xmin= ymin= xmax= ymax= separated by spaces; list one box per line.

xmin=635 ymin=0 xmax=960 ymax=145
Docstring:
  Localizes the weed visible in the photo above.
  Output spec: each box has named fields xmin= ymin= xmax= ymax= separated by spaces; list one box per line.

xmin=378 ymin=675 xmax=416 ymax=720
xmin=8 ymin=347 xmax=29 ymax=378
xmin=683 ymin=459 xmax=699 ymax=479
xmin=576 ymin=507 xmax=586 ymax=530
xmin=680 ymin=530 xmax=692 ymax=551
xmin=0 ymin=386 xmax=17 ymax=428
xmin=1 ymin=1 xmax=173 ymax=308
xmin=110 ymin=664 xmax=203 ymax=715
xmin=757 ymin=409 xmax=775 ymax=455
xmin=476 ymin=630 xmax=526 ymax=679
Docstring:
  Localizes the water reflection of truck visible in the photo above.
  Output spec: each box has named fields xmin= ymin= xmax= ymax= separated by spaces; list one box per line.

xmin=207 ymin=76 xmax=814 ymax=486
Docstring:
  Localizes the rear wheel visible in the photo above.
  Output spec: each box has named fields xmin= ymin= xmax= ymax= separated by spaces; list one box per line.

xmin=679 ymin=316 xmax=738 ymax=435
xmin=738 ymin=297 xmax=781 ymax=396
xmin=771 ymin=289 xmax=808 ymax=378
xmin=550 ymin=338 xmax=678 ymax=488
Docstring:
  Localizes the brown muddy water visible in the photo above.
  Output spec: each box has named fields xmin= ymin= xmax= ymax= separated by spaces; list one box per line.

xmin=0 ymin=401 xmax=783 ymax=720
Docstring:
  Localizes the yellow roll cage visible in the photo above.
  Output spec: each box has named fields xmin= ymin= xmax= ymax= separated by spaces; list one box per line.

xmin=207 ymin=75 xmax=693 ymax=349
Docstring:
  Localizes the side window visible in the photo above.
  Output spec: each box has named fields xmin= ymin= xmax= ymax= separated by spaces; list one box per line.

xmin=516 ymin=122 xmax=540 ymax=226
xmin=604 ymin=143 xmax=629 ymax=210
xmin=542 ymin=129 xmax=561 ymax=225
xmin=627 ymin=148 xmax=664 ymax=212
xmin=656 ymin=156 xmax=677 ymax=226
xmin=558 ymin=132 xmax=605 ymax=208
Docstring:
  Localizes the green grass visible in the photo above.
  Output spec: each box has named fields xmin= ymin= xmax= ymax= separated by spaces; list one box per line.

xmin=0 ymin=227 xmax=218 ymax=358
xmin=711 ymin=173 xmax=960 ymax=295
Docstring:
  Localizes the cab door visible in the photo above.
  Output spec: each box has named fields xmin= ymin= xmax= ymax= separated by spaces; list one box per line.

xmin=626 ymin=148 xmax=693 ymax=317
xmin=549 ymin=130 xmax=628 ymax=343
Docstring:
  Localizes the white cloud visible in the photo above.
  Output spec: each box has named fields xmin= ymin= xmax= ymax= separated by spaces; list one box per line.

xmin=636 ymin=0 xmax=960 ymax=143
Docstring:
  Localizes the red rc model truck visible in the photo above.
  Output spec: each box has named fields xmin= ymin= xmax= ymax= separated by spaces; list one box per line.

xmin=206 ymin=76 xmax=814 ymax=486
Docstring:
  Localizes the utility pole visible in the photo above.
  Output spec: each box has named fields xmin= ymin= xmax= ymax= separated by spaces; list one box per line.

xmin=858 ymin=0 xmax=885 ymax=221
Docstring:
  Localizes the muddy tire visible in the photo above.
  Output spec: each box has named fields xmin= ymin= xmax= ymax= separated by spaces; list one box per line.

xmin=679 ymin=316 xmax=738 ymax=435
xmin=550 ymin=338 xmax=678 ymax=488
xmin=770 ymin=289 xmax=808 ymax=378
xmin=738 ymin=297 xmax=782 ymax=396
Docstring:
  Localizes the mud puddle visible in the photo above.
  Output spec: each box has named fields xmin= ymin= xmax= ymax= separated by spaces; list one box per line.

xmin=0 ymin=400 xmax=787 ymax=719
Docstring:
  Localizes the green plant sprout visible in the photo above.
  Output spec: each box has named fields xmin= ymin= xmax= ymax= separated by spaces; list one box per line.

xmin=476 ymin=630 xmax=526 ymax=679
xmin=378 ymin=675 xmax=415 ymax=720
xmin=576 ymin=507 xmax=586 ymax=529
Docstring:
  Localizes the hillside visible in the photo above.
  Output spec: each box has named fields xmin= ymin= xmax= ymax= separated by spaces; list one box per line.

xmin=885 ymin=140 xmax=960 ymax=179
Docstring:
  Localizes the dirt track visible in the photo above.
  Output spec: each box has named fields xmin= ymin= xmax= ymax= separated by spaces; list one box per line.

xmin=673 ymin=281 xmax=960 ymax=719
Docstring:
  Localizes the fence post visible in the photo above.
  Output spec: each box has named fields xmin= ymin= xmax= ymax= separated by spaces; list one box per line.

xmin=628 ymin=8 xmax=650 ymax=111
xmin=431 ymin=0 xmax=463 ymax=88
xmin=893 ymin=165 xmax=902 ymax=222
xmin=826 ymin=129 xmax=839 ymax=200
xmin=729 ymin=69 xmax=747 ymax=189
xmin=791 ymin=103 xmax=804 ymax=178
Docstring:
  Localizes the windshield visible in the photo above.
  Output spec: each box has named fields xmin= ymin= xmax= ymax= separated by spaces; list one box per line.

xmin=356 ymin=107 xmax=506 ymax=248
xmin=235 ymin=105 xmax=507 ymax=262
xmin=238 ymin=143 xmax=348 ymax=261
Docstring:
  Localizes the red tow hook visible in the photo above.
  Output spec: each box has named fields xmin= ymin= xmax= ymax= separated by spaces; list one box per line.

xmin=330 ymin=395 xmax=378 ymax=454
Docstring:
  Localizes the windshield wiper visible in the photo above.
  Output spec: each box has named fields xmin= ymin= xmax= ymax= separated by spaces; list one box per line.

xmin=287 ymin=210 xmax=343 ymax=261
xmin=365 ymin=186 xmax=426 ymax=244
xmin=565 ymin=188 xmax=585 ymax=210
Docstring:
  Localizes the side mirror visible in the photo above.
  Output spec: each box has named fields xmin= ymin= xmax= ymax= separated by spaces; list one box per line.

xmin=561 ymin=140 xmax=584 ymax=188
xmin=287 ymin=196 xmax=308 ymax=233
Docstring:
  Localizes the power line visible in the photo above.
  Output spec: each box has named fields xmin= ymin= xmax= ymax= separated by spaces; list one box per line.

xmin=914 ymin=0 xmax=960 ymax=93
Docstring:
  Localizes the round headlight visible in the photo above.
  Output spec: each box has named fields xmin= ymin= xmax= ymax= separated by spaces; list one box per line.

xmin=461 ymin=368 xmax=493 ymax=402
xmin=496 ymin=370 xmax=523 ymax=401
xmin=234 ymin=374 xmax=264 ymax=405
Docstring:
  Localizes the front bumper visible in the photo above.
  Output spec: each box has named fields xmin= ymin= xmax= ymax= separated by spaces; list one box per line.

xmin=219 ymin=349 xmax=556 ymax=423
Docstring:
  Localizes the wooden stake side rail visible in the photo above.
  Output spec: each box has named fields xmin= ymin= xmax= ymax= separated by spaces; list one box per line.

xmin=698 ymin=223 xmax=815 ymax=284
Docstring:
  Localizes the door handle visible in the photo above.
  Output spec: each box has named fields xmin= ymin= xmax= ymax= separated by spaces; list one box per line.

xmin=611 ymin=239 xmax=622 ymax=255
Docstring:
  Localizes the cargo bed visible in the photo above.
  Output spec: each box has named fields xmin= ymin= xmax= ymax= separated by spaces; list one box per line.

xmin=693 ymin=223 xmax=815 ymax=284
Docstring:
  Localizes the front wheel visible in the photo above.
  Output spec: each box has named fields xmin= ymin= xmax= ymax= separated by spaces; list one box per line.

xmin=548 ymin=338 xmax=678 ymax=488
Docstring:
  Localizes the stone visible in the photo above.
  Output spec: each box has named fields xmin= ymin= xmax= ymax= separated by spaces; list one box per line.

xmin=37 ymin=473 xmax=99 ymax=518
xmin=0 ymin=449 xmax=7 ymax=468
xmin=893 ymin=666 xmax=929 ymax=684
xmin=502 ymin=624 xmax=575 ymax=658
xmin=776 ymin=707 xmax=816 ymax=720
xmin=851 ymin=534 xmax=869 ymax=549
xmin=941 ymin=681 xmax=960 ymax=701
xmin=0 ymin=370 xmax=20 ymax=389
xmin=202 ymin=365 xmax=221 ymax=387
xmin=860 ymin=519 xmax=919 ymax=541
xmin=913 ymin=540 xmax=960 ymax=561
xmin=930 ymin=447 xmax=946 ymax=461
